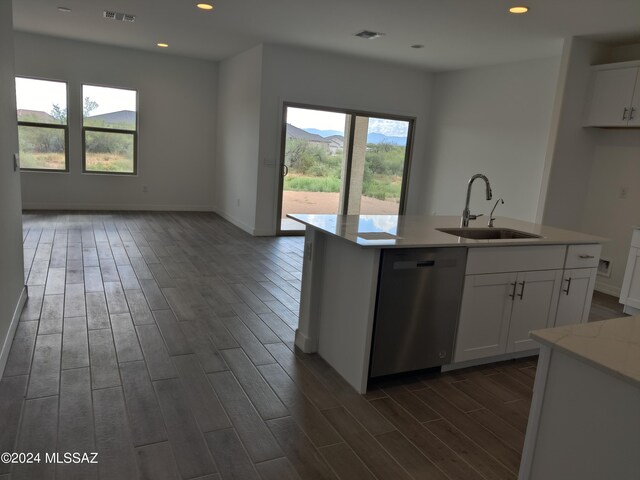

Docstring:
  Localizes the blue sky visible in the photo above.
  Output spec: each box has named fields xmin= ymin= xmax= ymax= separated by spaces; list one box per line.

xmin=287 ymin=106 xmax=409 ymax=137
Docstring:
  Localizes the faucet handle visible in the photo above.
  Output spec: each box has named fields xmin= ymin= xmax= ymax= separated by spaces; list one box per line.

xmin=468 ymin=214 xmax=483 ymax=220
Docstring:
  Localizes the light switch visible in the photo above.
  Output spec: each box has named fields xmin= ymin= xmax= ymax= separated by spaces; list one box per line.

xmin=13 ymin=153 xmax=19 ymax=171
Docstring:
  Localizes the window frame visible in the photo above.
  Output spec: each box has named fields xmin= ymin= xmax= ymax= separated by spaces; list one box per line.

xmin=81 ymin=83 xmax=138 ymax=176
xmin=16 ymin=76 xmax=70 ymax=173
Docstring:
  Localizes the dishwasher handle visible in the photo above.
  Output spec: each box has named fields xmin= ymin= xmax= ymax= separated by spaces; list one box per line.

xmin=394 ymin=260 xmax=435 ymax=269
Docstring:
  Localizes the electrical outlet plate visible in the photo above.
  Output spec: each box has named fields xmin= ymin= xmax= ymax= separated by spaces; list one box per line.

xmin=13 ymin=153 xmax=19 ymax=171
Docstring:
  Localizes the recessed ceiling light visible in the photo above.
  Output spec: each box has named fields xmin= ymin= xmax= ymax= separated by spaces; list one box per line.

xmin=509 ymin=6 xmax=529 ymax=14
xmin=196 ymin=3 xmax=214 ymax=10
xmin=411 ymin=44 xmax=425 ymax=49
xmin=157 ymin=43 xmax=169 ymax=48
xmin=354 ymin=30 xmax=386 ymax=40
xmin=57 ymin=6 xmax=72 ymax=13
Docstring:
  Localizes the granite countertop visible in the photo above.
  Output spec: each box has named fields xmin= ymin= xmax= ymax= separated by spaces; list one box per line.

xmin=531 ymin=316 xmax=640 ymax=387
xmin=287 ymin=214 xmax=605 ymax=248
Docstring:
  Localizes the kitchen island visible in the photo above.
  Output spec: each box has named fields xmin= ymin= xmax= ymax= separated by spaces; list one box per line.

xmin=290 ymin=214 xmax=604 ymax=393
xmin=519 ymin=316 xmax=640 ymax=479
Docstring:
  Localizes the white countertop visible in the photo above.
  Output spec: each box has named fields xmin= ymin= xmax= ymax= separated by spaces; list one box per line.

xmin=287 ymin=214 xmax=605 ymax=248
xmin=531 ymin=316 xmax=640 ymax=387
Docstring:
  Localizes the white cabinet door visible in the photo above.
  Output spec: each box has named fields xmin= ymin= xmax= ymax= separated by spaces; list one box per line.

xmin=454 ymin=272 xmax=516 ymax=362
xmin=585 ymin=67 xmax=638 ymax=127
xmin=629 ymin=69 xmax=640 ymax=127
xmin=620 ymin=246 xmax=640 ymax=309
xmin=508 ymin=270 xmax=562 ymax=353
xmin=555 ymin=268 xmax=597 ymax=327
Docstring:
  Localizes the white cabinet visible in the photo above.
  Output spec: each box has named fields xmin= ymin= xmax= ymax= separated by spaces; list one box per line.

xmin=508 ymin=270 xmax=562 ymax=352
xmin=584 ymin=63 xmax=640 ymax=127
xmin=619 ymin=228 xmax=640 ymax=314
xmin=454 ymin=245 xmax=566 ymax=363
xmin=455 ymin=269 xmax=562 ymax=362
xmin=455 ymin=273 xmax=516 ymax=362
xmin=555 ymin=268 xmax=597 ymax=327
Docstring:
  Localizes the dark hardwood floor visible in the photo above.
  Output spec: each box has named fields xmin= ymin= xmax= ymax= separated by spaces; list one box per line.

xmin=0 ymin=211 xmax=625 ymax=480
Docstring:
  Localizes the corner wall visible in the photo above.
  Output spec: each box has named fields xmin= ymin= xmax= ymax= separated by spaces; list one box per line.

xmin=540 ymin=38 xmax=608 ymax=229
xmin=14 ymin=33 xmax=217 ymax=211
xmin=215 ymin=45 xmax=263 ymax=233
xmin=423 ymin=56 xmax=561 ymax=222
xmin=0 ymin=0 xmax=26 ymax=373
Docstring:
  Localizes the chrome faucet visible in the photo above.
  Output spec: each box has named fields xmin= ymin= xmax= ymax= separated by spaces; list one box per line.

xmin=488 ymin=198 xmax=504 ymax=227
xmin=461 ymin=174 xmax=492 ymax=227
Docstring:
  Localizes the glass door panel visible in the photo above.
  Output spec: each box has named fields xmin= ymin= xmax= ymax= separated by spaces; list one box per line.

xmin=348 ymin=116 xmax=411 ymax=216
xmin=278 ymin=105 xmax=414 ymax=234
xmin=279 ymin=106 xmax=349 ymax=232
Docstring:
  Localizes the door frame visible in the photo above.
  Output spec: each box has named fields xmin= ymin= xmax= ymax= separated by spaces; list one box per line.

xmin=276 ymin=101 xmax=416 ymax=236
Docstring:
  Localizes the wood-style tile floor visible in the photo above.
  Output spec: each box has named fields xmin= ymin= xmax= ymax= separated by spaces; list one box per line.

xmin=0 ymin=211 xmax=616 ymax=480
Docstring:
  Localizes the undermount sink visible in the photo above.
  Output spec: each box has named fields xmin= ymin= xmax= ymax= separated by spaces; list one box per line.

xmin=437 ymin=227 xmax=543 ymax=240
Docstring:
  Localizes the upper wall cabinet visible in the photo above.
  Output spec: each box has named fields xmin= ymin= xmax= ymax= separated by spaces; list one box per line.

xmin=584 ymin=61 xmax=640 ymax=127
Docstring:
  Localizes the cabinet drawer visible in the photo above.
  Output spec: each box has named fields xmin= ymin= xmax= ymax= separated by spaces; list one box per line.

xmin=564 ymin=244 xmax=601 ymax=269
xmin=466 ymin=246 xmax=566 ymax=275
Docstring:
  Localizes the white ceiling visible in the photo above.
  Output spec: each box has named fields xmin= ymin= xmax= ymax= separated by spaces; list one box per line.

xmin=12 ymin=0 xmax=640 ymax=71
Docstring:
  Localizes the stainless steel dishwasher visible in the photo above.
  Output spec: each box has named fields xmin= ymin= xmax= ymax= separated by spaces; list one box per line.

xmin=369 ymin=247 xmax=467 ymax=378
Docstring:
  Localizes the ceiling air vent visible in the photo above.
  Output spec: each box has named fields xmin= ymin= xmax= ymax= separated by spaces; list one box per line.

xmin=103 ymin=10 xmax=136 ymax=22
xmin=354 ymin=30 xmax=385 ymax=40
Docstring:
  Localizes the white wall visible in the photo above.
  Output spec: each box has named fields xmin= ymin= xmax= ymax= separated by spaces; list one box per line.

xmin=14 ymin=33 xmax=217 ymax=211
xmin=423 ymin=56 xmax=561 ymax=222
xmin=540 ymin=38 xmax=608 ymax=230
xmin=0 ymin=0 xmax=26 ymax=371
xmin=580 ymin=130 xmax=640 ymax=295
xmin=215 ymin=45 xmax=263 ymax=233
xmin=255 ymin=44 xmax=434 ymax=235
xmin=577 ymin=42 xmax=640 ymax=296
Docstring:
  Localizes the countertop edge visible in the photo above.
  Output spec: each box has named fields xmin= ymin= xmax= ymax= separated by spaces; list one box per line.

xmin=291 ymin=215 xmax=605 ymax=249
xmin=531 ymin=321 xmax=640 ymax=388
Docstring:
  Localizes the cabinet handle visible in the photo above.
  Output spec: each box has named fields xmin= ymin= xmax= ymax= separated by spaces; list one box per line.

xmin=578 ymin=254 xmax=595 ymax=259
xmin=563 ymin=277 xmax=572 ymax=295
xmin=509 ymin=282 xmax=517 ymax=299
xmin=623 ymin=107 xmax=629 ymax=121
xmin=517 ymin=281 xmax=526 ymax=299
xmin=631 ymin=107 xmax=636 ymax=120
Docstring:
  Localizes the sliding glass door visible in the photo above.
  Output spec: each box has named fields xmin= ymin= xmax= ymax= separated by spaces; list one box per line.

xmin=277 ymin=104 xmax=414 ymax=234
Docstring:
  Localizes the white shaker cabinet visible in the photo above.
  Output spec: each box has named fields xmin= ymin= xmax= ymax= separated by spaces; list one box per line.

xmin=454 ymin=245 xmax=566 ymax=363
xmin=508 ymin=270 xmax=562 ymax=353
xmin=455 ymin=272 xmax=517 ymax=362
xmin=455 ymin=269 xmax=562 ymax=362
xmin=619 ymin=228 xmax=640 ymax=314
xmin=555 ymin=243 xmax=601 ymax=325
xmin=584 ymin=62 xmax=640 ymax=127
xmin=555 ymin=268 xmax=597 ymax=327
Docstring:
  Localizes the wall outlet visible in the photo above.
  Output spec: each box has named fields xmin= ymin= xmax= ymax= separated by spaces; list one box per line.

xmin=236 ymin=198 xmax=240 ymax=207
xmin=142 ymin=185 xmax=149 ymax=193
xmin=13 ymin=153 xmax=19 ymax=171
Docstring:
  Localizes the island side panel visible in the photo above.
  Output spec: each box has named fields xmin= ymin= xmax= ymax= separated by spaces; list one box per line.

xmin=316 ymin=233 xmax=380 ymax=393
xmin=523 ymin=349 xmax=640 ymax=480
xmin=296 ymin=227 xmax=326 ymax=352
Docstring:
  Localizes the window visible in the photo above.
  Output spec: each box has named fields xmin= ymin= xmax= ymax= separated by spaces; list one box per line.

xmin=82 ymin=84 xmax=137 ymax=174
xmin=16 ymin=77 xmax=69 ymax=171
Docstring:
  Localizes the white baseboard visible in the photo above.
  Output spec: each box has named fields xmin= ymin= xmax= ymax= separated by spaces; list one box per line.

xmin=0 ymin=286 xmax=28 ymax=378
xmin=441 ymin=349 xmax=539 ymax=372
xmin=594 ymin=281 xmax=620 ymax=298
xmin=295 ymin=329 xmax=318 ymax=353
xmin=22 ymin=202 xmax=215 ymax=212
xmin=214 ymin=209 xmax=274 ymax=237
